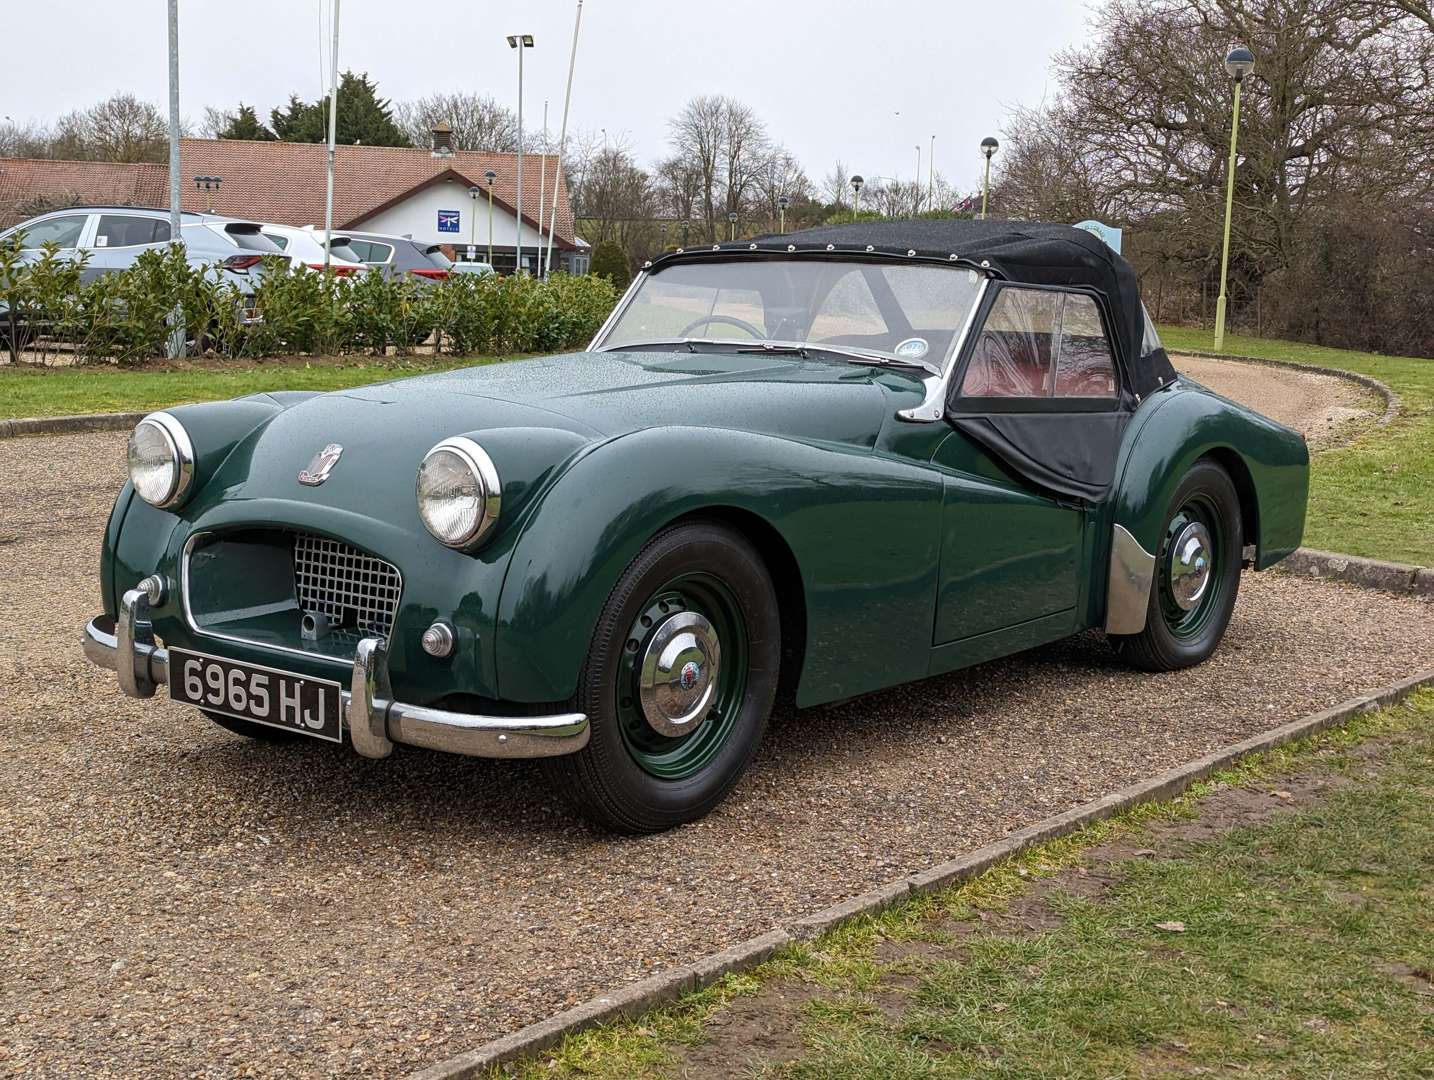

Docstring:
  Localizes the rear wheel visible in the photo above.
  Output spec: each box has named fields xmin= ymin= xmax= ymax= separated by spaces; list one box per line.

xmin=202 ymin=710 xmax=302 ymax=743
xmin=1111 ymin=460 xmax=1243 ymax=672
xmin=543 ymin=522 xmax=780 ymax=834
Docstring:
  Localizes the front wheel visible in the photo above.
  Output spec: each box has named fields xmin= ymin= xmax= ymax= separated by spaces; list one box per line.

xmin=1110 ymin=460 xmax=1243 ymax=672
xmin=543 ymin=522 xmax=781 ymax=834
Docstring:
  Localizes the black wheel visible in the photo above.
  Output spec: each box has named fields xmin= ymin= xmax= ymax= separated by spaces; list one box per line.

xmin=1111 ymin=460 xmax=1243 ymax=672
xmin=202 ymin=710 xmax=302 ymax=743
xmin=542 ymin=522 xmax=781 ymax=834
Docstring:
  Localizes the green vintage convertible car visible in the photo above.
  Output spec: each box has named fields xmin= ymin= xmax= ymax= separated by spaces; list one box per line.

xmin=84 ymin=220 xmax=1308 ymax=832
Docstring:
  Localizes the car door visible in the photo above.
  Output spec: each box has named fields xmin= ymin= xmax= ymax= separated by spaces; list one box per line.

xmin=14 ymin=212 xmax=90 ymax=261
xmin=930 ymin=283 xmax=1128 ymax=645
xmin=83 ymin=214 xmax=172 ymax=282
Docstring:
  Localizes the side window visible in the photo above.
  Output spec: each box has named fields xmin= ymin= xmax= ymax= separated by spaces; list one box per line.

xmin=264 ymin=233 xmax=290 ymax=251
xmin=96 ymin=215 xmax=170 ymax=248
xmin=809 ymin=268 xmax=887 ymax=342
xmin=1054 ymin=294 xmax=1118 ymax=397
xmin=17 ymin=214 xmax=88 ymax=249
xmin=960 ymin=287 xmax=1061 ymax=397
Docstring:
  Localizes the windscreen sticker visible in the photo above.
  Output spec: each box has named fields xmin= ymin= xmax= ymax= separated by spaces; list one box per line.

xmin=895 ymin=337 xmax=929 ymax=360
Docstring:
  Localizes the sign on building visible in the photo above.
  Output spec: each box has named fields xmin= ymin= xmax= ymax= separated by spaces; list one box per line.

xmin=437 ymin=210 xmax=461 ymax=233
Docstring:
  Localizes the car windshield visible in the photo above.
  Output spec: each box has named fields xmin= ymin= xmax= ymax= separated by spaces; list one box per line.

xmin=597 ymin=259 xmax=984 ymax=370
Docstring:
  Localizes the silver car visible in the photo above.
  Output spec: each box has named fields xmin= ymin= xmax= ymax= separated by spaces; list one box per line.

xmin=0 ymin=206 xmax=283 ymax=290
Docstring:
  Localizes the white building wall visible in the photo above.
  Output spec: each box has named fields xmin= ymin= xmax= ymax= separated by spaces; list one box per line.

xmin=356 ymin=182 xmax=544 ymax=253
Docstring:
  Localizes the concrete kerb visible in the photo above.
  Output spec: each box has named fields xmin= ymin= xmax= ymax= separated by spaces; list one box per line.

xmin=1279 ymin=547 xmax=1434 ymax=598
xmin=1175 ymin=348 xmax=1401 ymax=425
xmin=0 ymin=412 xmax=145 ymax=439
xmin=410 ymin=665 xmax=1434 ymax=1079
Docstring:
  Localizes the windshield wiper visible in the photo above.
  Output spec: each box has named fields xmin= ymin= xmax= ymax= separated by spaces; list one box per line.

xmin=735 ymin=341 xmax=808 ymax=357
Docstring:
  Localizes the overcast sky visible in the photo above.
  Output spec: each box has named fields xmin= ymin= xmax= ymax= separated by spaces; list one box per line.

xmin=1 ymin=0 xmax=1091 ymax=191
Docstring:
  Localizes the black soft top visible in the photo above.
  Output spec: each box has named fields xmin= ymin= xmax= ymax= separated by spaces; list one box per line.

xmin=650 ymin=219 xmax=1176 ymax=399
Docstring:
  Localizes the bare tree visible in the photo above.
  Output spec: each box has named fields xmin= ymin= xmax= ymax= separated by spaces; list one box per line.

xmin=50 ymin=93 xmax=170 ymax=162
xmin=0 ymin=118 xmax=53 ymax=159
xmin=669 ymin=95 xmax=726 ymax=241
xmin=820 ymin=161 xmax=852 ymax=210
xmin=394 ymin=93 xmax=521 ymax=151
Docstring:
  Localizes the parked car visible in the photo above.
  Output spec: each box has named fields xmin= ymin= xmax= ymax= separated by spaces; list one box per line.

xmin=0 ymin=206 xmax=282 ymax=286
xmin=83 ymin=220 xmax=1308 ymax=834
xmin=258 ymin=224 xmax=368 ymax=275
xmin=450 ymin=260 xmax=496 ymax=278
xmin=0 ymin=207 xmax=284 ymax=339
xmin=338 ymin=229 xmax=454 ymax=281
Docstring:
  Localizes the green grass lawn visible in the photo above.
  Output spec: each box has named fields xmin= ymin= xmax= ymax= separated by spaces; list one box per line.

xmin=1161 ymin=326 xmax=1434 ymax=566
xmin=0 ymin=354 xmax=516 ymax=420
xmin=497 ymin=691 xmax=1434 ymax=1079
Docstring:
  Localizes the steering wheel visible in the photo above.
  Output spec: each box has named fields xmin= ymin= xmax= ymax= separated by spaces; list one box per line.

xmin=678 ymin=314 xmax=765 ymax=339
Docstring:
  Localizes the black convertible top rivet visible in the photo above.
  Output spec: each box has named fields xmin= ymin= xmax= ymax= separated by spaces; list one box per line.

xmin=865 ymin=245 xmax=874 ymax=252
xmin=825 ymin=244 xmax=835 ymax=251
xmin=675 ymin=247 xmax=684 ymax=253
xmin=749 ymin=243 xmax=757 ymax=250
xmin=907 ymin=249 xmax=916 ymax=257
xmin=712 ymin=244 xmax=720 ymax=251
xmin=787 ymin=244 xmax=796 ymax=252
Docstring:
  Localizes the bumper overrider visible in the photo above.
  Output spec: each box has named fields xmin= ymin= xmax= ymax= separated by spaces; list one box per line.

xmin=82 ymin=584 xmax=589 ymax=760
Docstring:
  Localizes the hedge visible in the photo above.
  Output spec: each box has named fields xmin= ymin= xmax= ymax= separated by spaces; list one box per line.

xmin=0 ymin=242 xmax=619 ymax=366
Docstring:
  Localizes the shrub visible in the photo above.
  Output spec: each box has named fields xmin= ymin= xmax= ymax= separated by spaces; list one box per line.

xmin=589 ymin=241 xmax=631 ymax=289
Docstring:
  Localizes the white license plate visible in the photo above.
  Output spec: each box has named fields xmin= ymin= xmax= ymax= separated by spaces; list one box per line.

xmin=169 ymin=647 xmax=343 ymax=743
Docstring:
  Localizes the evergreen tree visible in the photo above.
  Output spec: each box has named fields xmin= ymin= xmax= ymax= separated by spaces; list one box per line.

xmin=215 ymin=104 xmax=276 ymax=141
xmin=589 ymin=241 xmax=631 ymax=289
xmin=269 ymin=72 xmax=410 ymax=147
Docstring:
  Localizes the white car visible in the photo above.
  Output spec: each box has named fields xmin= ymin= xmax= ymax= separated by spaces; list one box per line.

xmin=259 ymin=224 xmax=368 ymax=276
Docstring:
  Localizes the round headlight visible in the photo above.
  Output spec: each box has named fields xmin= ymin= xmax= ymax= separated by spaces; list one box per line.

xmin=127 ymin=412 xmax=194 ymax=508
xmin=416 ymin=437 xmax=502 ymax=549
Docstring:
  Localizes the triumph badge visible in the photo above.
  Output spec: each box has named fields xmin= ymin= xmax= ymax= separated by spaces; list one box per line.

xmin=298 ymin=443 xmax=344 ymax=486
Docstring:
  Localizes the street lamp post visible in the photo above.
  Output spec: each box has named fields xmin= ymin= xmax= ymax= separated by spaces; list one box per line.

xmin=914 ymin=144 xmax=921 ymax=213
xmin=777 ymin=194 xmax=789 ymax=233
xmin=506 ymin=33 xmax=534 ymax=275
xmin=484 ymin=170 xmax=497 ymax=266
xmin=467 ymin=185 xmax=480 ymax=261
xmin=728 ymin=211 xmax=738 ymax=242
xmin=979 ymin=137 xmax=999 ymax=219
xmin=1214 ymin=46 xmax=1255 ymax=351
xmin=850 ymin=174 xmax=864 ymax=216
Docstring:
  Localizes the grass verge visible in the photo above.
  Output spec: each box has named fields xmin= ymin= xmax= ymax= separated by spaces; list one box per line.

xmin=494 ymin=689 xmax=1434 ymax=1079
xmin=0 ymin=353 xmax=518 ymax=420
xmin=1161 ymin=326 xmax=1434 ymax=566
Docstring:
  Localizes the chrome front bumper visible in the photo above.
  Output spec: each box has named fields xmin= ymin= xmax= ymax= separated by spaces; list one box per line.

xmin=83 ymin=587 xmax=589 ymax=760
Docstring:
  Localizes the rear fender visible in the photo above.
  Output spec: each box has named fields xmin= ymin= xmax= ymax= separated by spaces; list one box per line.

xmin=1101 ymin=384 xmax=1309 ymax=631
xmin=495 ymin=426 xmax=944 ymax=707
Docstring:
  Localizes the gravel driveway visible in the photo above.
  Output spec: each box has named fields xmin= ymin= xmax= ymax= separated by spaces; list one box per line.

xmin=3 ymin=363 xmax=1429 ymax=1078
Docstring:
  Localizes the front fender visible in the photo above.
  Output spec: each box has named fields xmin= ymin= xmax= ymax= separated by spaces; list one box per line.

xmin=495 ymin=426 xmax=945 ymax=707
xmin=1109 ymin=383 xmax=1309 ymax=571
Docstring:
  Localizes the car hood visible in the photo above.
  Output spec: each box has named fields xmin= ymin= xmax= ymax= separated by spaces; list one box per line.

xmin=192 ymin=350 xmax=919 ymax=531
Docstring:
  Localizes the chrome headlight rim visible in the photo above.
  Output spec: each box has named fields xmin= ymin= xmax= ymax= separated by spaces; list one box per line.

xmin=128 ymin=411 xmax=195 ymax=509
xmin=417 ymin=436 xmax=502 ymax=550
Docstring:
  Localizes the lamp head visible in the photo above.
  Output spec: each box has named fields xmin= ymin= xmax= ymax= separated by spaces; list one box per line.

xmin=1224 ymin=46 xmax=1255 ymax=82
xmin=468 ymin=185 xmax=481 ymax=199
xmin=777 ymin=195 xmax=789 ymax=210
xmin=507 ymin=33 xmax=534 ymax=48
xmin=980 ymin=137 xmax=999 ymax=160
xmin=727 ymin=211 xmax=738 ymax=223
xmin=850 ymin=174 xmax=864 ymax=192
xmin=484 ymin=170 xmax=497 ymax=185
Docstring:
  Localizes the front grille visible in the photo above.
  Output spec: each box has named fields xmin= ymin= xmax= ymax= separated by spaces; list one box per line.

xmin=292 ymin=533 xmax=402 ymax=639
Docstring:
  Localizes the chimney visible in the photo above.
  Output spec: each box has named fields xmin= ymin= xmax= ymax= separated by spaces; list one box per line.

xmin=431 ymin=122 xmax=454 ymax=157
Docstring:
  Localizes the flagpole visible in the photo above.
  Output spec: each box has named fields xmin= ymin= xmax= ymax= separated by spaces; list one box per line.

xmin=544 ymin=0 xmax=583 ymax=278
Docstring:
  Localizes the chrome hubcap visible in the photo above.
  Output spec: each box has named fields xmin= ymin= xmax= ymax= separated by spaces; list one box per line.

xmin=1168 ymin=521 xmax=1214 ymax=611
xmin=638 ymin=611 xmax=721 ymax=737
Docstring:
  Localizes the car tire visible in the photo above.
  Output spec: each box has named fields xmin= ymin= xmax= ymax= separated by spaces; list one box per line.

xmin=543 ymin=521 xmax=781 ymax=834
xmin=1111 ymin=459 xmax=1243 ymax=672
xmin=202 ymin=710 xmax=303 ymax=743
